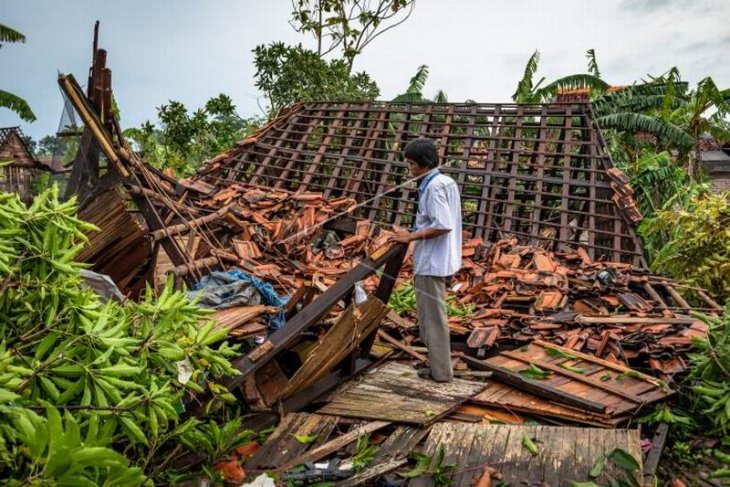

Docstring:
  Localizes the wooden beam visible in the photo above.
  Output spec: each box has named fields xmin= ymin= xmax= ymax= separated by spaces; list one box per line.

xmin=458 ymin=353 xmax=608 ymax=413
xmin=170 ymin=256 xmax=218 ymax=277
xmin=279 ymin=421 xmax=391 ymax=471
xmin=643 ymin=423 xmax=669 ymax=483
xmin=574 ymin=315 xmax=694 ymax=325
xmin=151 ymin=207 xmax=228 ymax=241
xmin=377 ymin=329 xmax=427 ymax=362
xmin=500 ymin=350 xmax=645 ymax=404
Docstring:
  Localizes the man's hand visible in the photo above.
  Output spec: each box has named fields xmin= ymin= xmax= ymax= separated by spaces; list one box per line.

xmin=390 ymin=230 xmax=414 ymax=244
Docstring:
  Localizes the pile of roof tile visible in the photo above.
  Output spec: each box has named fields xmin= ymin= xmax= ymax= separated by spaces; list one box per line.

xmin=193 ymin=183 xmax=378 ymax=294
xmin=384 ymin=238 xmax=719 ymax=380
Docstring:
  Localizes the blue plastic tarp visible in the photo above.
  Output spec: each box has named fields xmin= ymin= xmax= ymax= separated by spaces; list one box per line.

xmin=191 ymin=269 xmax=288 ymax=331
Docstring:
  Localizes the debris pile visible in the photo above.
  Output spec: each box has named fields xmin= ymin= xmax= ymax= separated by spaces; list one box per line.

xmin=384 ymin=238 xmax=720 ymax=381
xmin=48 ymin=33 xmax=727 ymax=485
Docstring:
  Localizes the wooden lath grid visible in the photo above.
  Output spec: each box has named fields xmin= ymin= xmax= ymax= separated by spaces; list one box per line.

xmin=201 ymin=102 xmax=644 ymax=265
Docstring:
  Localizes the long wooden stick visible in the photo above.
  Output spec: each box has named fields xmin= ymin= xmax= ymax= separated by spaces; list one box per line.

xmin=152 ymin=206 xmax=228 ymax=241
xmin=377 ymin=329 xmax=427 ymax=362
xmin=280 ymin=421 xmax=390 ymax=471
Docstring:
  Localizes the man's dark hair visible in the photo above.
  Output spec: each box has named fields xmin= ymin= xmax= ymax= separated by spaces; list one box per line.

xmin=404 ymin=138 xmax=439 ymax=169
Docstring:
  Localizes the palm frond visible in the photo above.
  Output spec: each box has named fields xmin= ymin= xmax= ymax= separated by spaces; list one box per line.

xmin=406 ymin=65 xmax=429 ymax=95
xmin=433 ymin=89 xmax=448 ymax=103
xmin=0 ymin=24 xmax=25 ymax=43
xmin=586 ymin=49 xmax=601 ymax=79
xmin=597 ymin=112 xmax=694 ymax=150
xmin=533 ymin=74 xmax=609 ymax=102
xmin=708 ymin=116 xmax=730 ymax=143
xmin=391 ymin=92 xmax=424 ymax=103
xmin=696 ymin=77 xmax=730 ymax=112
xmin=0 ymin=89 xmax=36 ymax=122
xmin=512 ymin=50 xmax=540 ymax=103
xmin=592 ymin=82 xmax=688 ymax=117
xmin=629 ymin=150 xmax=688 ymax=215
xmin=594 ymin=94 xmax=671 ymax=117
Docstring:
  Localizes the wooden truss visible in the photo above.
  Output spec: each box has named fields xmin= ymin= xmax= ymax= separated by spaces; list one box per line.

xmin=200 ymin=102 xmax=646 ymax=266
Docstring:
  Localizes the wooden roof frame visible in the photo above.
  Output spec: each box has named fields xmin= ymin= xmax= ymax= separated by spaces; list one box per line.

xmin=199 ymin=102 xmax=646 ymax=266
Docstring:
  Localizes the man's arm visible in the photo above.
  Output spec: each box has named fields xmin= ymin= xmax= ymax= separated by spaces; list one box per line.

xmin=390 ymin=227 xmax=449 ymax=244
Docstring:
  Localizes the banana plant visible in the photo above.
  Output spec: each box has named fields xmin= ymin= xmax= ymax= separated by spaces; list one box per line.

xmin=0 ymin=186 xmax=242 ymax=481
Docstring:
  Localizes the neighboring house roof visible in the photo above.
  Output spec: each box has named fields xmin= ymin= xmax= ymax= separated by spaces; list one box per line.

xmin=0 ymin=126 xmax=42 ymax=169
xmin=36 ymin=155 xmax=72 ymax=174
xmin=555 ymin=86 xmax=629 ymax=103
xmin=0 ymin=127 xmax=70 ymax=174
xmin=700 ymin=150 xmax=730 ymax=173
xmin=699 ymin=136 xmax=730 ymax=194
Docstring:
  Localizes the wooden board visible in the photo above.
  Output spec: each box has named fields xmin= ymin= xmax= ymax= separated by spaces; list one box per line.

xmin=283 ymin=296 xmax=390 ymax=397
xmin=318 ymin=361 xmax=487 ymax=425
xmin=482 ymin=340 xmax=672 ymax=417
xmin=409 ymin=422 xmax=642 ymax=487
xmin=245 ymin=413 xmax=338 ymax=470
xmin=335 ymin=425 xmax=430 ymax=486
xmin=472 ymin=380 xmax=626 ymax=427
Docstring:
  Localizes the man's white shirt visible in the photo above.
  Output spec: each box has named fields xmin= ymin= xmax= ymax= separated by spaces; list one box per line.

xmin=412 ymin=169 xmax=462 ymax=277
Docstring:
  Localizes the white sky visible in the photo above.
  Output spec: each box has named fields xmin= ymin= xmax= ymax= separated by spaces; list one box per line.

xmin=2 ymin=0 xmax=729 ymax=140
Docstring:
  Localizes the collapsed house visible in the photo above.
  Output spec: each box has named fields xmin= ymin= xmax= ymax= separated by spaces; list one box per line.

xmin=55 ymin=31 xmax=723 ymax=485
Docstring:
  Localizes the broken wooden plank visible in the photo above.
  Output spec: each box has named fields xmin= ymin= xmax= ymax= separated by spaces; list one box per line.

xmin=283 ymin=296 xmax=390 ymax=397
xmin=319 ymin=361 xmax=486 ymax=425
xmin=643 ymin=423 xmax=669 ymax=484
xmin=335 ymin=458 xmax=408 ymax=487
xmin=245 ymin=413 xmax=339 ymax=470
xmin=377 ymin=329 xmax=427 ymax=362
xmin=280 ymin=420 xmax=390 ymax=471
xmin=211 ymin=305 xmax=277 ymax=332
xmin=471 ymin=380 xmax=624 ymax=427
xmin=459 ymin=354 xmax=608 ymax=413
xmin=575 ymin=315 xmax=695 ymax=325
xmin=500 ymin=350 xmax=646 ymax=404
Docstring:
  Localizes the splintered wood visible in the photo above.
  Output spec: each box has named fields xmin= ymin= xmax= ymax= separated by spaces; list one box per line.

xmin=472 ymin=380 xmax=625 ymax=427
xmin=210 ymin=305 xmax=277 ymax=337
xmin=245 ymin=413 xmax=339 ymax=471
xmin=409 ymin=423 xmax=642 ymax=486
xmin=283 ymin=296 xmax=389 ymax=397
xmin=318 ymin=361 xmax=486 ymax=425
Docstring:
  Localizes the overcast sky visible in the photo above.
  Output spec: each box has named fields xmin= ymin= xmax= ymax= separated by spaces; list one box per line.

xmin=2 ymin=0 xmax=729 ymax=140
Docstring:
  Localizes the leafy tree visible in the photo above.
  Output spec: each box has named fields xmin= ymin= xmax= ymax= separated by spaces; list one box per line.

xmin=35 ymin=134 xmax=65 ymax=156
xmin=627 ymin=150 xmax=694 ymax=217
xmin=0 ymin=23 xmax=36 ymax=122
xmin=124 ymin=94 xmax=261 ymax=176
xmin=512 ymin=49 xmax=608 ymax=103
xmin=640 ymin=192 xmax=730 ymax=301
xmin=253 ymin=42 xmax=379 ymax=116
xmin=290 ymin=0 xmax=415 ymax=71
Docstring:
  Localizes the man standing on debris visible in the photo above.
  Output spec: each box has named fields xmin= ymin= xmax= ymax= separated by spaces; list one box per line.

xmin=391 ymin=138 xmax=462 ymax=382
